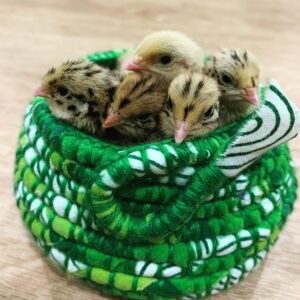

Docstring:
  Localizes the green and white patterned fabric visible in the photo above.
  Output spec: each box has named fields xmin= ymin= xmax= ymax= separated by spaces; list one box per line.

xmin=14 ymin=50 xmax=300 ymax=299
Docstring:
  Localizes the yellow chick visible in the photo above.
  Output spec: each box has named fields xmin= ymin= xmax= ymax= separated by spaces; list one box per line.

xmin=203 ymin=48 xmax=260 ymax=125
xmin=160 ymin=73 xmax=220 ymax=144
xmin=124 ymin=31 xmax=203 ymax=82
xmin=34 ymin=59 xmax=121 ymax=136
xmin=103 ymin=71 xmax=168 ymax=142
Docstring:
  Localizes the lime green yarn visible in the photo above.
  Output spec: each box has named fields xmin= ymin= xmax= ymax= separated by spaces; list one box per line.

xmin=14 ymin=49 xmax=299 ymax=299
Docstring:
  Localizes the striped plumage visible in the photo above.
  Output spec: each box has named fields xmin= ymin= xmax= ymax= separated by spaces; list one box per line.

xmin=35 ymin=59 xmax=122 ymax=136
xmin=203 ymin=48 xmax=260 ymax=125
xmin=104 ymin=72 xmax=168 ymax=143
xmin=160 ymin=73 xmax=220 ymax=144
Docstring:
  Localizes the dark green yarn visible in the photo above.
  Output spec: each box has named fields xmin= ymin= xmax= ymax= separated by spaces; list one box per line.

xmin=17 ymin=119 xmax=293 ymax=241
xmin=14 ymin=49 xmax=299 ymax=299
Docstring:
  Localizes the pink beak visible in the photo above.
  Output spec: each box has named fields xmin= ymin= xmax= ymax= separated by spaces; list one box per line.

xmin=34 ymin=86 xmax=46 ymax=97
xmin=124 ymin=55 xmax=146 ymax=71
xmin=103 ymin=112 xmax=121 ymax=128
xmin=174 ymin=120 xmax=191 ymax=144
xmin=124 ymin=61 xmax=144 ymax=71
xmin=242 ymin=88 xmax=260 ymax=106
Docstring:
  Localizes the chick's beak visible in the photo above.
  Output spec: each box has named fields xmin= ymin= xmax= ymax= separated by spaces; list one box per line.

xmin=242 ymin=88 xmax=260 ymax=106
xmin=124 ymin=55 xmax=146 ymax=71
xmin=174 ymin=120 xmax=191 ymax=144
xmin=103 ymin=112 xmax=121 ymax=128
xmin=34 ymin=86 xmax=46 ymax=97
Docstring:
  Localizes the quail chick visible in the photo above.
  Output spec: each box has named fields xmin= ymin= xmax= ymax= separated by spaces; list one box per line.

xmin=34 ymin=59 xmax=122 ymax=136
xmin=203 ymin=48 xmax=260 ymax=125
xmin=124 ymin=31 xmax=203 ymax=82
xmin=103 ymin=71 xmax=168 ymax=142
xmin=160 ymin=73 xmax=220 ymax=144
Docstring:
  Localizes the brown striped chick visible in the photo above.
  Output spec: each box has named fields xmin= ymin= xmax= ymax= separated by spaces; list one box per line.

xmin=103 ymin=72 xmax=168 ymax=142
xmin=160 ymin=73 xmax=220 ymax=144
xmin=203 ymin=48 xmax=260 ymax=125
xmin=124 ymin=31 xmax=203 ymax=82
xmin=34 ymin=59 xmax=122 ymax=136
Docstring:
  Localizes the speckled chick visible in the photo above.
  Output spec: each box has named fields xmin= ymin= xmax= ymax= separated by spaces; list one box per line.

xmin=203 ymin=48 xmax=260 ymax=125
xmin=35 ymin=59 xmax=122 ymax=136
xmin=103 ymin=71 xmax=169 ymax=143
xmin=160 ymin=72 xmax=220 ymax=144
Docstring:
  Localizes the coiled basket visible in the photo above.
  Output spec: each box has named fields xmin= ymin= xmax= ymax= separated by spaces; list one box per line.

xmin=14 ymin=50 xmax=300 ymax=299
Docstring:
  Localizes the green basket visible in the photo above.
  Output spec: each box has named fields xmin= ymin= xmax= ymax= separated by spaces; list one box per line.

xmin=14 ymin=49 xmax=300 ymax=299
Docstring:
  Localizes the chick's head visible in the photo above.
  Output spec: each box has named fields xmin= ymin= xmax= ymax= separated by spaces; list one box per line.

xmin=168 ymin=73 xmax=220 ymax=143
xmin=204 ymin=48 xmax=260 ymax=109
xmin=125 ymin=31 xmax=203 ymax=81
xmin=35 ymin=59 xmax=119 ymax=124
xmin=104 ymin=72 xmax=168 ymax=128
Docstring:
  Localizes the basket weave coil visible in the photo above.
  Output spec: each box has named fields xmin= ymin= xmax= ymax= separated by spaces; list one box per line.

xmin=14 ymin=49 xmax=300 ymax=299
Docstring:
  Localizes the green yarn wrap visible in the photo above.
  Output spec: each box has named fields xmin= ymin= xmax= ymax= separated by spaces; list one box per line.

xmin=14 ymin=49 xmax=300 ymax=299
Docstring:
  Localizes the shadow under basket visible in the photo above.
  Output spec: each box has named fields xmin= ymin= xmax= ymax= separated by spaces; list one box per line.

xmin=14 ymin=49 xmax=300 ymax=299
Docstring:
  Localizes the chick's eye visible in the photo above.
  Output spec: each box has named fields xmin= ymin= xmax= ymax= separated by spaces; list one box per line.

xmin=159 ymin=55 xmax=172 ymax=65
xmin=220 ymin=73 xmax=233 ymax=86
xmin=166 ymin=96 xmax=173 ymax=110
xmin=57 ymin=86 xmax=69 ymax=96
xmin=137 ymin=113 xmax=152 ymax=122
xmin=204 ymin=106 xmax=214 ymax=119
